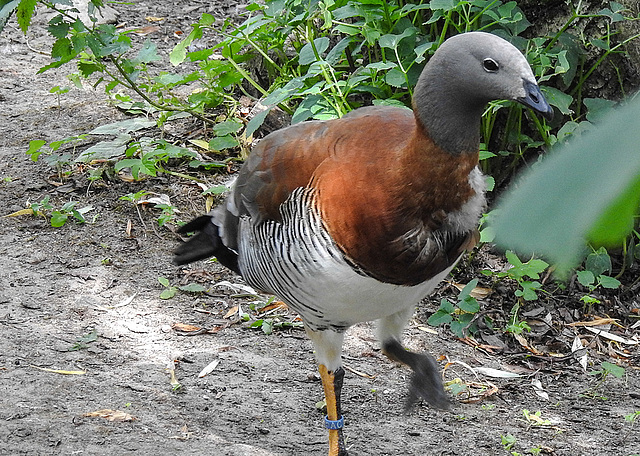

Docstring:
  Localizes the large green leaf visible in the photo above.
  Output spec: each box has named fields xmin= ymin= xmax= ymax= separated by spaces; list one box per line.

xmin=491 ymin=97 xmax=640 ymax=271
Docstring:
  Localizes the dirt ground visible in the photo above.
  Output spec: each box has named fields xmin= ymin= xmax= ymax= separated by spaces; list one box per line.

xmin=1 ymin=2 xmax=639 ymax=455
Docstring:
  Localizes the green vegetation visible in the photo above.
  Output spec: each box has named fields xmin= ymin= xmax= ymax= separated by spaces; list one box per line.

xmin=581 ymin=361 xmax=626 ymax=399
xmin=2 ymin=0 xmax=638 ymax=338
xmin=428 ymin=279 xmax=480 ymax=338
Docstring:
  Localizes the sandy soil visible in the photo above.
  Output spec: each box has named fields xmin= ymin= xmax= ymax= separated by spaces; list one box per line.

xmin=1 ymin=2 xmax=639 ymax=455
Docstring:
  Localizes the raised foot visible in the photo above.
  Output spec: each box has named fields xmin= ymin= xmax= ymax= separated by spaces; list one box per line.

xmin=382 ymin=338 xmax=450 ymax=411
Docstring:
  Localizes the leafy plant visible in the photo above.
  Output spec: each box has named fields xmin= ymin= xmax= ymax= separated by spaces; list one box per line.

xmin=485 ymin=250 xmax=549 ymax=302
xmin=50 ymin=201 xmax=94 ymax=227
xmin=582 ymin=361 xmax=626 ymax=399
xmin=505 ymin=302 xmax=531 ymax=335
xmin=428 ymin=279 xmax=480 ymax=338
xmin=68 ymin=328 xmax=98 ymax=351
xmin=492 ymin=96 xmax=640 ymax=273
xmin=576 ymin=246 xmax=622 ymax=309
xmin=24 ymin=195 xmax=93 ymax=227
xmin=522 ymin=409 xmax=551 ymax=426
xmin=501 ymin=433 xmax=517 ymax=451
xmin=158 ymin=277 xmax=207 ymax=299
xmin=624 ymin=410 xmax=640 ymax=426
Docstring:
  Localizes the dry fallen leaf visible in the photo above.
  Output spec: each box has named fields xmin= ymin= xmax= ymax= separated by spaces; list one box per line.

xmin=145 ymin=16 xmax=165 ymax=22
xmin=132 ymin=25 xmax=160 ymax=36
xmin=30 ymin=365 xmax=86 ymax=375
xmin=198 ymin=359 xmax=220 ymax=378
xmin=585 ymin=327 xmax=639 ymax=345
xmin=84 ymin=409 xmax=136 ymax=422
xmin=417 ymin=325 xmax=438 ymax=335
xmin=137 ymin=193 xmax=173 ymax=207
xmin=188 ymin=139 xmax=210 ymax=150
xmin=474 ymin=367 xmax=522 ymax=378
xmin=531 ymin=378 xmax=550 ymax=401
xmin=172 ymin=322 xmax=202 ymax=332
xmin=259 ymin=301 xmax=288 ymax=314
xmin=452 ymin=282 xmax=492 ymax=299
xmin=344 ymin=365 xmax=375 ymax=379
xmin=206 ymin=195 xmax=214 ymax=213
xmin=223 ymin=305 xmax=239 ymax=319
xmin=513 ymin=333 xmax=544 ymax=355
xmin=3 ymin=208 xmax=37 ymax=218
xmin=569 ymin=317 xmax=618 ymax=327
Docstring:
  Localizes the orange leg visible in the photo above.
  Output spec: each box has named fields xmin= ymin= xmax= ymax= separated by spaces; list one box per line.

xmin=318 ymin=364 xmax=347 ymax=456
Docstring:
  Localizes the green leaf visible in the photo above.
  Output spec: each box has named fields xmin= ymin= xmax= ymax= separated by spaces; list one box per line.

xmin=449 ymin=320 xmax=467 ymax=338
xmin=75 ymin=134 xmax=131 ymax=162
xmin=584 ymin=98 xmax=616 ymax=123
xmin=0 ymin=0 xmax=19 ymax=33
xmin=587 ymin=174 xmax=640 ymax=247
xmin=427 ymin=299 xmax=455 ymax=326
xmin=492 ymin=97 xmax=640 ymax=271
xmin=385 ymin=67 xmax=406 ymax=88
xmin=585 ymin=247 xmax=611 ymax=276
xmin=160 ymin=288 xmax=177 ymax=299
xmin=51 ymin=37 xmax=75 ymax=62
xmin=429 ymin=0 xmax=458 ymax=11
xmin=516 ymin=281 xmax=541 ymax=301
xmin=26 ymin=139 xmax=47 ymax=161
xmin=178 ymin=283 xmax=207 ymax=293
xmin=601 ymin=361 xmax=625 ymax=378
xmin=89 ymin=118 xmax=156 ymax=135
xmin=213 ymin=120 xmax=243 ymax=136
xmin=134 ymin=39 xmax=161 ymax=64
xmin=169 ymin=25 xmax=202 ymax=66
xmin=437 ymin=298 xmax=455 ymax=314
xmin=299 ymin=37 xmax=330 ymax=65
xmin=458 ymin=279 xmax=479 ymax=301
xmin=378 ymin=28 xmax=417 ymax=51
xmin=209 ymin=135 xmax=238 ymax=151
xmin=158 ymin=277 xmax=170 ymax=287
xmin=203 ymin=185 xmax=229 ymax=195
xmin=50 ymin=211 xmax=69 ymax=227
xmin=47 ymin=14 xmax=70 ymax=39
xmin=576 ymin=270 xmax=595 ymax=287
xmin=458 ymin=297 xmax=479 ymax=314
xmin=427 ymin=310 xmax=453 ymax=326
xmin=261 ymin=319 xmax=273 ymax=335
xmin=541 ymin=86 xmax=573 ymax=115
xmin=16 ymin=0 xmax=36 ymax=33
xmin=598 ymin=274 xmax=621 ymax=289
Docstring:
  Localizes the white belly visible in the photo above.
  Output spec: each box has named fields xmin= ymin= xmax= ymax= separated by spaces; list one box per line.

xmin=236 ymin=188 xmax=457 ymax=331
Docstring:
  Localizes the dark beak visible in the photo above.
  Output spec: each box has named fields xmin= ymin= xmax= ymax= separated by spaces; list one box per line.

xmin=518 ymin=80 xmax=554 ymax=121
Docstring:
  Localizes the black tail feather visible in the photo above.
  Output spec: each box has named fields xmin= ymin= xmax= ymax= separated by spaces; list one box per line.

xmin=382 ymin=338 xmax=450 ymax=411
xmin=174 ymin=215 xmax=240 ymax=274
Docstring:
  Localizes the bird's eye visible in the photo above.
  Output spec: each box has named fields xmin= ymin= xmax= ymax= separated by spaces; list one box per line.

xmin=483 ymin=58 xmax=499 ymax=72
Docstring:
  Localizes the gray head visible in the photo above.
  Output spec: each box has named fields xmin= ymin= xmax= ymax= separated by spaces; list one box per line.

xmin=413 ymin=31 xmax=552 ymax=154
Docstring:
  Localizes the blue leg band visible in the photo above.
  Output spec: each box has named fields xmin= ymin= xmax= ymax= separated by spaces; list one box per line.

xmin=324 ymin=415 xmax=344 ymax=430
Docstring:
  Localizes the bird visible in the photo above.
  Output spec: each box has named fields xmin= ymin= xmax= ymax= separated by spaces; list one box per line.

xmin=174 ymin=31 xmax=553 ymax=456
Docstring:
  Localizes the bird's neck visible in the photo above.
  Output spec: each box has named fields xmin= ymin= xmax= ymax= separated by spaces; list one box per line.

xmin=412 ymin=72 xmax=486 ymax=156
